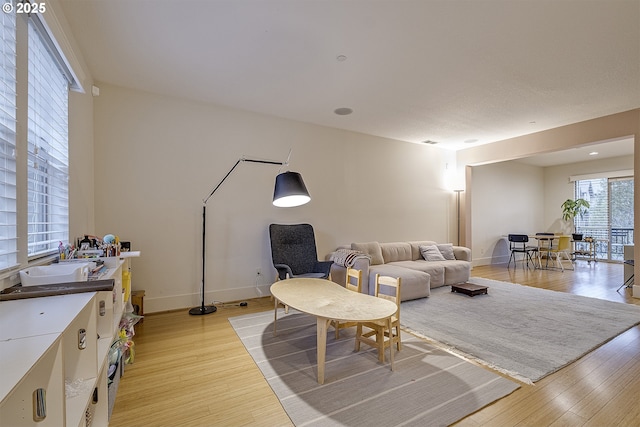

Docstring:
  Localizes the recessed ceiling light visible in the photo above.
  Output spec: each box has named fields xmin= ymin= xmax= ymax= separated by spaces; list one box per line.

xmin=334 ymin=107 xmax=353 ymax=116
xmin=529 ymin=121 xmax=537 ymax=124
xmin=336 ymin=55 xmax=347 ymax=62
xmin=422 ymin=140 xmax=438 ymax=145
xmin=589 ymin=151 xmax=599 ymax=156
xmin=464 ymin=139 xmax=478 ymax=144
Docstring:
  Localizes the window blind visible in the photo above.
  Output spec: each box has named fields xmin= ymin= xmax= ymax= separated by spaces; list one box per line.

xmin=27 ymin=18 xmax=69 ymax=257
xmin=574 ymin=178 xmax=608 ymax=235
xmin=0 ymin=9 xmax=17 ymax=270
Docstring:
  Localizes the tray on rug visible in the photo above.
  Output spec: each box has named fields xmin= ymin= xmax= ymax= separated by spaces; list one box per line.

xmin=401 ymin=277 xmax=640 ymax=384
xmin=229 ymin=309 xmax=519 ymax=427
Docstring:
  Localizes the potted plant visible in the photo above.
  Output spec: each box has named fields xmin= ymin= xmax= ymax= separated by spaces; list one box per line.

xmin=561 ymin=198 xmax=590 ymax=240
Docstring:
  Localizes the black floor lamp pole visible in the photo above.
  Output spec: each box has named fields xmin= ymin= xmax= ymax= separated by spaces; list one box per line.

xmin=189 ymin=158 xmax=285 ymax=316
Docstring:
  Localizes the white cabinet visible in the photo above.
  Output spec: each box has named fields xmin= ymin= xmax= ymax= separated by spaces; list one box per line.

xmin=0 ymin=260 xmax=127 ymax=426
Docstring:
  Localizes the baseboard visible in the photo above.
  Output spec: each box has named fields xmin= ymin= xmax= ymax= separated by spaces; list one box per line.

xmin=472 ymin=255 xmax=509 ymax=267
xmin=144 ymin=283 xmax=272 ymax=313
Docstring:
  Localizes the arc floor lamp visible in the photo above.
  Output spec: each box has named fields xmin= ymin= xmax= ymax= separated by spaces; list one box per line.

xmin=189 ymin=154 xmax=310 ymax=315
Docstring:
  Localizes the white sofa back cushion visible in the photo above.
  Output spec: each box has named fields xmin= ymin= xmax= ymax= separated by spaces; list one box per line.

xmin=380 ymin=242 xmax=413 ymax=263
xmin=351 ymin=241 xmax=384 ymax=265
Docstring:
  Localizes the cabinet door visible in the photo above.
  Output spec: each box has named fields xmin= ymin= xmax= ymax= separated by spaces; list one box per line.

xmin=64 ymin=295 xmax=98 ymax=427
xmin=0 ymin=337 xmax=65 ymax=426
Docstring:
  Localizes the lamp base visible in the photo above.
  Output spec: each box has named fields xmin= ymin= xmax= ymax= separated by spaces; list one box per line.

xmin=188 ymin=305 xmax=217 ymax=315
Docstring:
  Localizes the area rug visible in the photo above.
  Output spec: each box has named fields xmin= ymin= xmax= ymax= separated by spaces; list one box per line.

xmin=401 ymin=277 xmax=640 ymax=384
xmin=229 ymin=310 xmax=519 ymax=427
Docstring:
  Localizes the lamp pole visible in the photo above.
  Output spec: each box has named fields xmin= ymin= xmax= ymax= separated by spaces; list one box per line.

xmin=190 ymin=157 xmax=286 ymax=316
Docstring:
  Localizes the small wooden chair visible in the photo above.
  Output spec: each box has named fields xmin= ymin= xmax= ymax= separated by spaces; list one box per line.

xmin=331 ymin=268 xmax=362 ymax=339
xmin=354 ymin=274 xmax=401 ymax=364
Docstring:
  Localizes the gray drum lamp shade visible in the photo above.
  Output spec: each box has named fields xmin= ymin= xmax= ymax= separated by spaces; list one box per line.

xmin=273 ymin=171 xmax=311 ymax=207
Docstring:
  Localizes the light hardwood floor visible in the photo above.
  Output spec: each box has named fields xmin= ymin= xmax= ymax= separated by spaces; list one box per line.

xmin=110 ymin=261 xmax=640 ymax=426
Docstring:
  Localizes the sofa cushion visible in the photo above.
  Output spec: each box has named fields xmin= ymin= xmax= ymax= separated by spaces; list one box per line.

xmin=389 ymin=260 xmax=446 ymax=288
xmin=441 ymin=260 xmax=471 ymax=284
xmin=420 ymin=245 xmax=446 ymax=261
xmin=380 ymin=242 xmax=412 ymax=263
xmin=369 ymin=264 xmax=430 ymax=300
xmin=408 ymin=240 xmax=438 ymax=260
xmin=351 ymin=241 xmax=384 ymax=265
xmin=437 ymin=243 xmax=456 ymax=260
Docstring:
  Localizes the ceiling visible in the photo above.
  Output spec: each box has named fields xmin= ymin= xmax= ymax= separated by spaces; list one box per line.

xmin=58 ymin=0 xmax=639 ymax=154
xmin=514 ymin=137 xmax=635 ymax=167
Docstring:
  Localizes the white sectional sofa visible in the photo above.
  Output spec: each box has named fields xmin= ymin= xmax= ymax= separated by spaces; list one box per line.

xmin=330 ymin=240 xmax=472 ymax=301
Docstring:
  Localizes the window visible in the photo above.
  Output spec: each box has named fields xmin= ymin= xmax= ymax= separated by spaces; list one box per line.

xmin=0 ymin=7 xmax=73 ymax=273
xmin=0 ymin=9 xmax=17 ymax=270
xmin=574 ymin=176 xmax=634 ymax=261
xmin=27 ymin=19 xmax=69 ymax=257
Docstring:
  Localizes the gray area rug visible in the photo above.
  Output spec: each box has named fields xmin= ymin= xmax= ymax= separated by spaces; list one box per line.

xmin=401 ymin=277 xmax=640 ymax=384
xmin=229 ymin=310 xmax=519 ymax=427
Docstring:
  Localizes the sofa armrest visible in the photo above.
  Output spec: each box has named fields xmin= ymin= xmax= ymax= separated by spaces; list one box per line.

xmin=328 ymin=257 xmax=371 ymax=294
xmin=453 ymin=246 xmax=471 ymax=262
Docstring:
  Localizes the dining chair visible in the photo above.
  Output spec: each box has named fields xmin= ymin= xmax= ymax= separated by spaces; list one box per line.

xmin=534 ymin=232 xmax=555 ymax=268
xmin=546 ymin=235 xmax=574 ymax=271
xmin=331 ymin=267 xmax=363 ymax=339
xmin=354 ymin=274 xmax=401 ymax=364
xmin=507 ymin=234 xmax=538 ymax=269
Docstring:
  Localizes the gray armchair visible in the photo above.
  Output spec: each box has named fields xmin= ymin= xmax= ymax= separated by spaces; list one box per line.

xmin=269 ymin=223 xmax=333 ymax=280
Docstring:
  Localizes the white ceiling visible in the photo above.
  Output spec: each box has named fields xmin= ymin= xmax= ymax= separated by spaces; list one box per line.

xmin=59 ymin=0 xmax=640 ymax=153
xmin=514 ymin=136 xmax=635 ymax=167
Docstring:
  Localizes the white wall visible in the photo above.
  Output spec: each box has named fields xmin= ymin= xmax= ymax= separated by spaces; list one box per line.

xmin=470 ymin=161 xmax=545 ymax=265
xmin=68 ymin=90 xmax=95 ymax=239
xmin=44 ymin=0 xmax=95 ymax=240
xmin=92 ymin=83 xmax=456 ymax=312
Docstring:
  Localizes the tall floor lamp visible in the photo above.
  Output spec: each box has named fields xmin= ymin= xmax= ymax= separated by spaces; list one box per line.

xmin=189 ymin=155 xmax=311 ymax=315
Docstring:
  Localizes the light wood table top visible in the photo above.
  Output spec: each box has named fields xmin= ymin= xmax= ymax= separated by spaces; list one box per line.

xmin=271 ymin=278 xmax=397 ymax=321
xmin=270 ymin=278 xmax=397 ymax=384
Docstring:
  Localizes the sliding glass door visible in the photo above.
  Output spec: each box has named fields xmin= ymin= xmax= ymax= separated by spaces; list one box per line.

xmin=574 ymin=176 xmax=634 ymax=261
xmin=610 ymin=178 xmax=634 ymax=260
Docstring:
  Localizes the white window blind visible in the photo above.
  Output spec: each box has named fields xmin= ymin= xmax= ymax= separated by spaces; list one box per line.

xmin=27 ymin=18 xmax=69 ymax=257
xmin=575 ymin=178 xmax=609 ymax=236
xmin=0 ymin=9 xmax=17 ymax=270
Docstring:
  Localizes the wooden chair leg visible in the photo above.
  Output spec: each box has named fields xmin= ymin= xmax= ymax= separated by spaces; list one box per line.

xmin=376 ymin=327 xmax=385 ymax=362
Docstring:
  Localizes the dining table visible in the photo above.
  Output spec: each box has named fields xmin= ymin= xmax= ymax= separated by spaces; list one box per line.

xmin=270 ymin=278 xmax=398 ymax=384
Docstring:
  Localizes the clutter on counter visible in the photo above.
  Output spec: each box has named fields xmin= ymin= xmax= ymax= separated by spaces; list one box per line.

xmin=58 ymin=234 xmax=132 ymax=260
